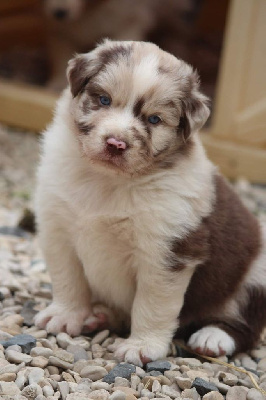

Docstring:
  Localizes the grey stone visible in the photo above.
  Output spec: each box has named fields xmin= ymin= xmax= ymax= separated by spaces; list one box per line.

xmin=146 ymin=361 xmax=171 ymax=374
xmin=67 ymin=344 xmax=88 ymax=362
xmin=192 ymin=378 xmax=219 ymax=396
xmin=1 ymin=334 xmax=36 ymax=354
xmin=147 ymin=370 xmax=162 ymax=377
xmin=102 ymin=363 xmax=136 ymax=384
xmin=20 ymin=300 xmax=38 ymax=327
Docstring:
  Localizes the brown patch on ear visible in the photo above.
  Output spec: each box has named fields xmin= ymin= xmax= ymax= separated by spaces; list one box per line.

xmin=178 ymin=71 xmax=210 ymax=140
xmin=67 ymin=56 xmax=90 ymax=98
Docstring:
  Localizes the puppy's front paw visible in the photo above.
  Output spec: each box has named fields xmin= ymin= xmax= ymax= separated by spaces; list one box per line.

xmin=188 ymin=326 xmax=236 ymax=356
xmin=34 ymin=303 xmax=92 ymax=337
xmin=114 ymin=337 xmax=169 ymax=367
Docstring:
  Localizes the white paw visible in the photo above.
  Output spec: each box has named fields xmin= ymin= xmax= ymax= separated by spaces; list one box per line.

xmin=34 ymin=303 xmax=92 ymax=336
xmin=188 ymin=326 xmax=236 ymax=356
xmin=114 ymin=336 xmax=169 ymax=367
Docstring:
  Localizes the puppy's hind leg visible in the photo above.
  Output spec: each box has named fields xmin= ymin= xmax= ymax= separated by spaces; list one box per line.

xmin=35 ymin=221 xmax=93 ymax=336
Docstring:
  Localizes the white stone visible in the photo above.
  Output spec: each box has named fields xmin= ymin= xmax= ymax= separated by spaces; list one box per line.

xmin=203 ymin=392 xmax=224 ymax=400
xmin=91 ymin=330 xmax=110 ymax=345
xmin=21 ymin=383 xmax=43 ymax=399
xmin=114 ymin=377 xmax=130 ymax=387
xmin=43 ymin=385 xmax=54 ymax=397
xmin=80 ymin=365 xmax=107 ymax=381
xmin=88 ymin=389 xmax=110 ymax=399
xmin=176 ymin=376 xmax=192 ymax=390
xmin=226 ymin=386 xmax=248 ymax=400
xmin=5 ymin=350 xmax=32 ymax=364
xmin=109 ymin=390 xmax=126 ymax=400
xmin=28 ymin=367 xmax=45 ymax=385
xmin=58 ymin=381 xmax=69 ymax=400
xmin=247 ymin=388 xmax=265 ymax=400
xmin=0 ymin=381 xmax=21 ymax=396
xmin=30 ymin=347 xmax=53 ymax=358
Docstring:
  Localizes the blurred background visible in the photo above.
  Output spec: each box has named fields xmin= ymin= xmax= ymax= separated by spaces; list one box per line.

xmin=0 ymin=0 xmax=266 ymax=228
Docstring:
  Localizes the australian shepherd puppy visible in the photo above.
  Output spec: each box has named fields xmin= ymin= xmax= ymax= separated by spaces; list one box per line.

xmin=35 ymin=40 xmax=266 ymax=367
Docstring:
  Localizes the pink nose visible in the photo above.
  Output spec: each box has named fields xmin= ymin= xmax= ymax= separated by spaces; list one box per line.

xmin=106 ymin=137 xmax=127 ymax=150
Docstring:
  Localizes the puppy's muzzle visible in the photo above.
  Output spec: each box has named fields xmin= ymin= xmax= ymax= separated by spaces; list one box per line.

xmin=106 ymin=137 xmax=127 ymax=157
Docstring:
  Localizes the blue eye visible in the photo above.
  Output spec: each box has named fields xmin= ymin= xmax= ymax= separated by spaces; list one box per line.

xmin=148 ymin=115 xmax=161 ymax=124
xmin=100 ymin=95 xmax=111 ymax=106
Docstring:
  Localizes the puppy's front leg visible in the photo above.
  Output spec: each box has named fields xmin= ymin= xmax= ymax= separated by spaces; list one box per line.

xmin=35 ymin=223 xmax=93 ymax=336
xmin=115 ymin=265 xmax=194 ymax=366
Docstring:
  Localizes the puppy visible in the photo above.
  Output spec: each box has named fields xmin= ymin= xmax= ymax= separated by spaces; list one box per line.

xmin=35 ymin=40 xmax=266 ymax=366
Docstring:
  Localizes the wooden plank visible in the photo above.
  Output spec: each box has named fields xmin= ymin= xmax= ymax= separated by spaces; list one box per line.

xmin=0 ymin=79 xmax=57 ymax=132
xmin=211 ymin=0 xmax=254 ymax=138
xmin=201 ymin=133 xmax=266 ymax=183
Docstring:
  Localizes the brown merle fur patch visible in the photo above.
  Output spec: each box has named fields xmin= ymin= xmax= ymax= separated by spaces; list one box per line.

xmin=173 ymin=174 xmax=262 ymax=352
xmin=99 ymin=43 xmax=132 ymax=66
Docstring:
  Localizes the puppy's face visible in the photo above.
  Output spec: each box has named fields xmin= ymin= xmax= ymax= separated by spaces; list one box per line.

xmin=43 ymin=0 xmax=87 ymax=21
xmin=67 ymin=40 xmax=210 ymax=176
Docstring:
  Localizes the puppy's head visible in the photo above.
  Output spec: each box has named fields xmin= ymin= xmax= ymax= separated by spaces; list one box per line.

xmin=42 ymin=0 xmax=88 ymax=21
xmin=67 ymin=40 xmax=210 ymax=176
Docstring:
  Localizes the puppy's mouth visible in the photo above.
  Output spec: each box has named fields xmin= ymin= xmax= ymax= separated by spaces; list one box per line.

xmin=92 ymin=144 xmax=128 ymax=170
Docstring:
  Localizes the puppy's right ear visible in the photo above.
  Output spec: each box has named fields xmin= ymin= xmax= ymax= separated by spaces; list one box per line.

xmin=67 ymin=52 xmax=100 ymax=98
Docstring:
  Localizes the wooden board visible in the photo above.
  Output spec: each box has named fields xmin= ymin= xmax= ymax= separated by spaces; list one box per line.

xmin=0 ymin=79 xmax=57 ymax=132
xmin=201 ymin=133 xmax=266 ymax=184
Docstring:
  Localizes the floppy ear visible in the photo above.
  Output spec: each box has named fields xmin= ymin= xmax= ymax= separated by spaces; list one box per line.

xmin=179 ymin=71 xmax=210 ymax=141
xmin=67 ymin=51 xmax=101 ymax=98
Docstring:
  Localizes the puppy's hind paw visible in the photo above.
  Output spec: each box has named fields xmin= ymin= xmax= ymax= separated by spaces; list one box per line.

xmin=188 ymin=326 xmax=236 ymax=357
xmin=34 ymin=303 xmax=92 ymax=337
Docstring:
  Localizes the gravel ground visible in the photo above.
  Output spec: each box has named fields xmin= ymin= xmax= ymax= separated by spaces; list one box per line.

xmin=1 ymin=125 xmax=266 ymax=400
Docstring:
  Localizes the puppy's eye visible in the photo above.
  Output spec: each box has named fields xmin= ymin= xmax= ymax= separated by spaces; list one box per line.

xmin=99 ymin=95 xmax=111 ymax=106
xmin=148 ymin=115 xmax=161 ymax=124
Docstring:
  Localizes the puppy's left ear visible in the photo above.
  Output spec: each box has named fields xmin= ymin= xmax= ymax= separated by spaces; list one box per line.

xmin=67 ymin=51 xmax=100 ymax=98
xmin=179 ymin=70 xmax=210 ymax=141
